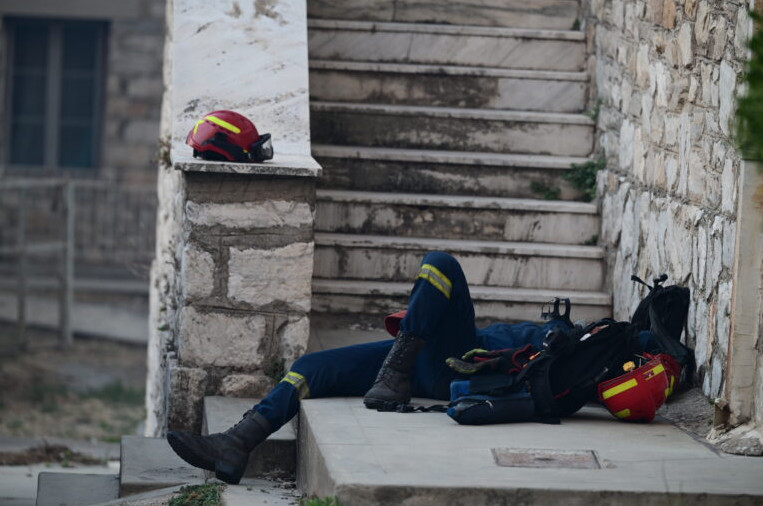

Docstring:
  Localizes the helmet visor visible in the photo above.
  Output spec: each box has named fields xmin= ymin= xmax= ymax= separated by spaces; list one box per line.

xmin=250 ymin=133 xmax=273 ymax=162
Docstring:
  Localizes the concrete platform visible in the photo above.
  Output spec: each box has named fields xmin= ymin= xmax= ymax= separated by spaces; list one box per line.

xmin=298 ymin=398 xmax=763 ymax=505
xmin=36 ymin=472 xmax=119 ymax=506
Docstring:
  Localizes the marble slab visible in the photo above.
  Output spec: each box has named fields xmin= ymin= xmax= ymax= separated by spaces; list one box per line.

xmin=171 ymin=0 xmax=319 ymax=174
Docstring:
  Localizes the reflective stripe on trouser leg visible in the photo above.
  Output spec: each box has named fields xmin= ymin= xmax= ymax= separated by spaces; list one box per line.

xmin=402 ymin=251 xmax=480 ymax=400
xmin=254 ymin=341 xmax=394 ymax=430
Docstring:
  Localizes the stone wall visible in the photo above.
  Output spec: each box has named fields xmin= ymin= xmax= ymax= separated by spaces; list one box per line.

xmin=146 ymin=0 xmax=320 ymax=435
xmin=0 ymin=0 xmax=165 ymax=183
xmin=101 ymin=0 xmax=166 ymax=184
xmin=584 ymin=0 xmax=753 ymax=401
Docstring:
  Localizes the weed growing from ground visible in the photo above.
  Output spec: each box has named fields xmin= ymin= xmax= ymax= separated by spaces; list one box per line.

xmin=301 ymin=497 xmax=342 ymax=506
xmin=565 ymin=158 xmax=606 ymax=202
xmin=529 ymin=181 xmax=561 ymax=200
xmin=169 ymin=483 xmax=225 ymax=506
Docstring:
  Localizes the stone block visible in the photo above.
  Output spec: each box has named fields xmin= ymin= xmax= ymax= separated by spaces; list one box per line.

xmin=734 ymin=7 xmax=751 ymax=58
xmin=168 ymin=363 xmax=208 ymax=433
xmin=37 ymin=473 xmax=119 ymax=506
xmin=695 ymin=2 xmax=711 ymax=48
xmin=636 ymin=44 xmax=650 ymax=87
xmin=718 ymin=61 xmax=736 ymax=136
xmin=677 ymin=22 xmax=694 ymax=67
xmin=220 ymin=373 xmax=275 ymax=397
xmin=618 ymin=119 xmax=635 ymax=171
xmin=228 ymin=242 xmax=314 ymax=312
xmin=709 ymin=17 xmax=728 ymax=60
xmin=177 ymin=306 xmax=272 ymax=369
xmin=274 ymin=314 xmax=310 ymax=363
xmin=181 ymin=243 xmax=215 ymax=301
xmin=186 ymin=200 xmax=313 ymax=231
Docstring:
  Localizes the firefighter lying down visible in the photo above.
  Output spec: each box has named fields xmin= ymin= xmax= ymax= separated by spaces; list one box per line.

xmin=168 ymin=251 xmax=693 ymax=485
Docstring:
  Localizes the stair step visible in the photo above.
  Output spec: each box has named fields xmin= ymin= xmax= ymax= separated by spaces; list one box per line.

xmin=315 ymin=190 xmax=599 ymax=244
xmin=311 ymin=278 xmax=612 ymax=323
xmin=311 ymin=102 xmax=594 ymax=156
xmin=36 ymin=473 xmax=119 ymax=506
xmin=308 ymin=19 xmax=585 ymax=71
xmin=313 ymin=233 xmax=605 ymax=291
xmin=119 ymin=436 xmax=205 ymax=496
xmin=309 ymin=60 xmax=587 ymax=113
xmin=307 ymin=0 xmax=581 ymax=30
xmin=203 ymin=396 xmax=297 ymax=479
xmin=312 ymin=145 xmax=588 ymax=200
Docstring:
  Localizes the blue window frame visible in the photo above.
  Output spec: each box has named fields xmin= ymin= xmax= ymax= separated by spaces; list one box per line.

xmin=5 ymin=17 xmax=107 ymax=170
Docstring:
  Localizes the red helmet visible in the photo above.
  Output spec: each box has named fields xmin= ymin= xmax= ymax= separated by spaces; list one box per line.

xmin=597 ymin=354 xmax=679 ymax=422
xmin=186 ymin=110 xmax=273 ymax=163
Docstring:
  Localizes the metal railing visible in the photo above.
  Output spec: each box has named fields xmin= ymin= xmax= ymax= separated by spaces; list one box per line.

xmin=0 ymin=178 xmax=156 ymax=350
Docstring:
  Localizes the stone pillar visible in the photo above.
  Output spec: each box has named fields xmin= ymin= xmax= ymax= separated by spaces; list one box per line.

xmin=146 ymin=0 xmax=320 ymax=435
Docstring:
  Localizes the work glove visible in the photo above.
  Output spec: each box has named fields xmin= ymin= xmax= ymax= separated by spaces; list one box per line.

xmin=446 ymin=344 xmax=537 ymax=375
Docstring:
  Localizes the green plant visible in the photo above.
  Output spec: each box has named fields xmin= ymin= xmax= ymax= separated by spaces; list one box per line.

xmin=736 ymin=11 xmax=763 ymax=161
xmin=583 ymin=234 xmax=599 ymax=246
xmin=169 ymin=483 xmax=225 ymax=506
xmin=529 ymin=181 xmax=561 ymax=200
xmin=265 ymin=357 xmax=286 ymax=382
xmin=301 ymin=497 xmax=342 ymax=506
xmin=564 ymin=158 xmax=606 ymax=202
xmin=587 ymin=99 xmax=602 ymax=121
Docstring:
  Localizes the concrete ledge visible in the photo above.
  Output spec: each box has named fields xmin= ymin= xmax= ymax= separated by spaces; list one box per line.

xmin=173 ymin=152 xmax=321 ymax=178
xmin=299 ymin=398 xmax=763 ymax=505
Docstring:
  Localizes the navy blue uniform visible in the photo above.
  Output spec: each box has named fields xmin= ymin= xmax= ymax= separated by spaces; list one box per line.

xmin=255 ymin=251 xmax=566 ymax=431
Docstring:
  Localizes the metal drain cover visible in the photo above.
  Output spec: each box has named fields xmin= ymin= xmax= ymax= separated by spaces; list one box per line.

xmin=492 ymin=448 xmax=601 ymax=469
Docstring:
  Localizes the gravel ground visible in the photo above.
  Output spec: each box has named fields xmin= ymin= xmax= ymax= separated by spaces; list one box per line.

xmin=0 ymin=324 xmax=147 ymax=446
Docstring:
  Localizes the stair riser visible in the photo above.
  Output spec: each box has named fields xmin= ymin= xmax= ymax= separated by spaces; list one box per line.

xmin=311 ymin=293 xmax=611 ymax=324
xmin=309 ymin=69 xmax=586 ymax=113
xmin=314 ymin=247 xmax=604 ymax=290
xmin=311 ymin=110 xmax=593 ymax=156
xmin=315 ymin=155 xmax=585 ymax=200
xmin=308 ymin=0 xmax=581 ymax=30
xmin=308 ymin=31 xmax=585 ymax=71
xmin=315 ymin=201 xmax=599 ymax=245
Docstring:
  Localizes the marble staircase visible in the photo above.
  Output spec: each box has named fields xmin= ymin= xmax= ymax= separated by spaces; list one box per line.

xmin=308 ymin=0 xmax=612 ymax=325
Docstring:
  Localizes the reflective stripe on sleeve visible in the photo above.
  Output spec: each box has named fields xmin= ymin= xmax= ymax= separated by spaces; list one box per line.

xmin=280 ymin=371 xmax=310 ymax=399
xmin=416 ymin=263 xmax=453 ymax=299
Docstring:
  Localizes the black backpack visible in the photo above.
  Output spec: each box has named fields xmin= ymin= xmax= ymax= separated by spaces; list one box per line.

xmin=630 ymin=274 xmax=694 ymax=386
xmin=526 ymin=317 xmax=639 ymax=423
xmin=444 ymin=300 xmax=640 ymax=425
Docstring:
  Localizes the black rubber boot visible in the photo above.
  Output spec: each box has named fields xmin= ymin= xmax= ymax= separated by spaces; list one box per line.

xmin=167 ymin=410 xmax=271 ymax=485
xmin=364 ymin=331 xmax=425 ymax=410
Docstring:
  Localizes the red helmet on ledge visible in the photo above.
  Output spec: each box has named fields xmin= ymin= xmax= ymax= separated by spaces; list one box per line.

xmin=186 ymin=110 xmax=273 ymax=163
xmin=597 ymin=353 xmax=680 ymax=422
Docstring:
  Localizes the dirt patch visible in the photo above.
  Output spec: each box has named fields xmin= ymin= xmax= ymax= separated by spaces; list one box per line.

xmin=661 ymin=387 xmax=716 ymax=440
xmin=0 ymin=442 xmax=106 ymax=466
xmin=0 ymin=324 xmax=147 ymax=443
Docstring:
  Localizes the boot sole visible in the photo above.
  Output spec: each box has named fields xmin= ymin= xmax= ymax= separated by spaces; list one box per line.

xmin=214 ymin=462 xmax=244 ymax=485
xmin=167 ymin=432 xmax=215 ymax=472
xmin=363 ymin=397 xmax=407 ymax=411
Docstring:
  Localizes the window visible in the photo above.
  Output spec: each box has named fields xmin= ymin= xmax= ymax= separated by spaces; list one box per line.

xmin=5 ymin=17 xmax=107 ymax=170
